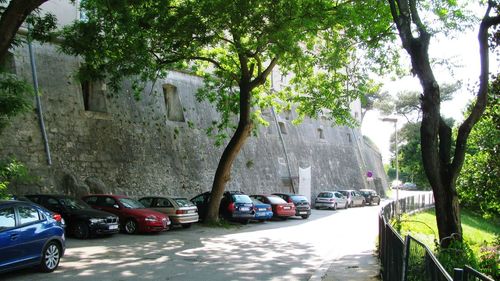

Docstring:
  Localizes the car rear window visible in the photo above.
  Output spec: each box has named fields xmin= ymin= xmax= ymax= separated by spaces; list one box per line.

xmin=267 ymin=196 xmax=287 ymax=204
xmin=173 ymin=198 xmax=194 ymax=207
xmin=290 ymin=195 xmax=308 ymax=202
xmin=318 ymin=192 xmax=333 ymax=198
xmin=232 ymin=195 xmax=253 ymax=204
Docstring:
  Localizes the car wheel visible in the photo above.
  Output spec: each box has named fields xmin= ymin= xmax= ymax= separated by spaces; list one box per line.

xmin=124 ymin=219 xmax=138 ymax=234
xmin=349 ymin=202 xmax=353 ymax=208
xmin=39 ymin=241 xmax=61 ymax=272
xmin=362 ymin=200 xmax=366 ymax=206
xmin=241 ymin=219 xmax=250 ymax=225
xmin=333 ymin=203 xmax=337 ymax=210
xmin=182 ymin=223 xmax=192 ymax=229
xmin=301 ymin=215 xmax=309 ymax=219
xmin=377 ymin=200 xmax=380 ymax=205
xmin=73 ymin=221 xmax=90 ymax=239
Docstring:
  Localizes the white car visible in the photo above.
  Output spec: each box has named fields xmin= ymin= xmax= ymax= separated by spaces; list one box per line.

xmin=338 ymin=190 xmax=365 ymax=207
xmin=314 ymin=191 xmax=348 ymax=210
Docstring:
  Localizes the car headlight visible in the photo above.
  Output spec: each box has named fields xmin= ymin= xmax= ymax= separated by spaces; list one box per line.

xmin=89 ymin=218 xmax=105 ymax=224
xmin=145 ymin=216 xmax=158 ymax=222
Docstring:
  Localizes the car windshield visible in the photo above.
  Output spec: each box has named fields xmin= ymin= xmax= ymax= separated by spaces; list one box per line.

xmin=361 ymin=190 xmax=373 ymax=195
xmin=232 ymin=194 xmax=253 ymax=204
xmin=291 ymin=195 xmax=308 ymax=202
xmin=267 ymin=196 xmax=287 ymax=204
xmin=318 ymin=192 xmax=333 ymax=198
xmin=59 ymin=197 xmax=90 ymax=210
xmin=173 ymin=198 xmax=194 ymax=207
xmin=338 ymin=191 xmax=349 ymax=196
xmin=119 ymin=198 xmax=145 ymax=209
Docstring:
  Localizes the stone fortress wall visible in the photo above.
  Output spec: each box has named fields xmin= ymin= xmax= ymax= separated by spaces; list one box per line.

xmin=0 ymin=1 xmax=388 ymax=200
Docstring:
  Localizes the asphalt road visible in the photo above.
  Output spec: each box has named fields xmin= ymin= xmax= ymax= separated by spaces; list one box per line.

xmin=3 ymin=202 xmax=384 ymax=281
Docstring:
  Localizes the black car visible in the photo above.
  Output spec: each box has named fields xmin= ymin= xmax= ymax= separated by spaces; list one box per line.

xmin=25 ymin=194 xmax=119 ymax=239
xmin=190 ymin=191 xmax=255 ymax=224
xmin=359 ymin=189 xmax=381 ymax=205
xmin=272 ymin=193 xmax=311 ymax=219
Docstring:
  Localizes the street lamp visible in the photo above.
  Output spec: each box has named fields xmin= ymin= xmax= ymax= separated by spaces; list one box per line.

xmin=381 ymin=117 xmax=399 ymax=215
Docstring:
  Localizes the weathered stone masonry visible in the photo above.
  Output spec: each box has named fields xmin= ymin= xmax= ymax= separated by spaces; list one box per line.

xmin=0 ymin=41 xmax=388 ymax=200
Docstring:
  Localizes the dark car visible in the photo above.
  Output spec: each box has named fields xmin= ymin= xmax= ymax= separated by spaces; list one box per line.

xmin=25 ymin=194 xmax=119 ymax=239
xmin=0 ymin=200 xmax=65 ymax=274
xmin=82 ymin=194 xmax=170 ymax=234
xmin=190 ymin=191 xmax=255 ymax=224
xmin=272 ymin=193 xmax=311 ymax=219
xmin=250 ymin=198 xmax=273 ymax=222
xmin=359 ymin=189 xmax=381 ymax=205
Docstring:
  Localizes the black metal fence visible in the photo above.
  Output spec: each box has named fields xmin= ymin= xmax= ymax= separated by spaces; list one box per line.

xmin=379 ymin=193 xmax=494 ymax=281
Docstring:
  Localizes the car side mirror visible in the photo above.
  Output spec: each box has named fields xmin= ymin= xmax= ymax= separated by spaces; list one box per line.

xmin=113 ymin=204 xmax=120 ymax=209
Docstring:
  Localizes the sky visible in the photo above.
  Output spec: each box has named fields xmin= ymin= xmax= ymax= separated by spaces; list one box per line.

xmin=361 ymin=14 xmax=498 ymax=164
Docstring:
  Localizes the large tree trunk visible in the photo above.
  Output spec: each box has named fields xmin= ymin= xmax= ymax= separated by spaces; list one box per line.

xmin=388 ymin=0 xmax=499 ymax=247
xmin=204 ymin=83 xmax=253 ymax=224
xmin=0 ymin=0 xmax=47 ymax=64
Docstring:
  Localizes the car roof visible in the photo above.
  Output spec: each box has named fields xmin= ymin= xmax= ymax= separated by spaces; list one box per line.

xmin=359 ymin=189 xmax=375 ymax=191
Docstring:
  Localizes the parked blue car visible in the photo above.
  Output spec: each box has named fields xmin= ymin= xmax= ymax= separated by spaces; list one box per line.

xmin=251 ymin=198 xmax=273 ymax=221
xmin=0 ymin=200 xmax=66 ymax=274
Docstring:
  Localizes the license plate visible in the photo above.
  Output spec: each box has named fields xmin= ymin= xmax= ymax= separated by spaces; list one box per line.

xmin=188 ymin=210 xmax=195 ymax=213
xmin=299 ymin=212 xmax=307 ymax=214
xmin=109 ymin=224 xmax=119 ymax=230
xmin=284 ymin=207 xmax=290 ymax=210
xmin=259 ymin=208 xmax=266 ymax=211
xmin=240 ymin=207 xmax=250 ymax=211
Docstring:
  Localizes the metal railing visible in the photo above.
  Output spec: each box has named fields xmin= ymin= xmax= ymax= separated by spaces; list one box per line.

xmin=379 ymin=193 xmax=494 ymax=281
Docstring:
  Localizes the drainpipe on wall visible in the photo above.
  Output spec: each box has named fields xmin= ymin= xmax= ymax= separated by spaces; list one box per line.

xmin=28 ymin=24 xmax=52 ymax=165
xmin=271 ymin=106 xmax=295 ymax=193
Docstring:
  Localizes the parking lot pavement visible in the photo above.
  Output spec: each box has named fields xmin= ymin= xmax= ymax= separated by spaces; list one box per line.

xmin=3 ymin=205 xmax=382 ymax=281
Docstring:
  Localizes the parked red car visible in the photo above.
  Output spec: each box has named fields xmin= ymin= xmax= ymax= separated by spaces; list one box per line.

xmin=250 ymin=195 xmax=295 ymax=219
xmin=81 ymin=194 xmax=170 ymax=234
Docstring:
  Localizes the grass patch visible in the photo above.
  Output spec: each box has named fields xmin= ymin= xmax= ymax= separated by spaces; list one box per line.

xmin=398 ymin=208 xmax=499 ymax=251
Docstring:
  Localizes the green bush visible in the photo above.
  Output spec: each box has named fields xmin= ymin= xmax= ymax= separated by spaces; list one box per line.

xmin=477 ymin=235 xmax=499 ymax=280
xmin=436 ymin=239 xmax=478 ymax=276
xmin=0 ymin=158 xmax=31 ymax=199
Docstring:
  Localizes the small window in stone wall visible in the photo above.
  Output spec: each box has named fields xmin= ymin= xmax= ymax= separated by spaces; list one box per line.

xmin=163 ymin=84 xmax=185 ymax=122
xmin=318 ymin=128 xmax=324 ymax=139
xmin=347 ymin=133 xmax=352 ymax=143
xmin=81 ymin=80 xmax=107 ymax=113
xmin=278 ymin=121 xmax=287 ymax=134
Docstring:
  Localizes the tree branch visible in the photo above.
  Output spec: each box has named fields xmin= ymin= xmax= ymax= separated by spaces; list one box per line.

xmin=450 ymin=2 xmax=500 ymax=181
xmin=249 ymin=57 xmax=278 ymax=89
xmin=0 ymin=0 xmax=48 ymax=63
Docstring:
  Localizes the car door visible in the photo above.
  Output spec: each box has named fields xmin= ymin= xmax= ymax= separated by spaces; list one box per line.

xmin=335 ymin=192 xmax=347 ymax=207
xmin=0 ymin=206 xmax=20 ymax=270
xmin=191 ymin=193 xmax=209 ymax=219
xmin=14 ymin=205 xmax=47 ymax=263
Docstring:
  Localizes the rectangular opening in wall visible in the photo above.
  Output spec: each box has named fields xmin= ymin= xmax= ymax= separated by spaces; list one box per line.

xmin=318 ymin=128 xmax=324 ymax=140
xmin=347 ymin=133 xmax=352 ymax=143
xmin=81 ymin=80 xmax=107 ymax=113
xmin=163 ymin=84 xmax=185 ymax=122
xmin=278 ymin=121 xmax=287 ymax=134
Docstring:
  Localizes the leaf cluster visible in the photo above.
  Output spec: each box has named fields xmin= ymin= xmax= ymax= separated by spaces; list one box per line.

xmin=0 ymin=71 xmax=33 ymax=133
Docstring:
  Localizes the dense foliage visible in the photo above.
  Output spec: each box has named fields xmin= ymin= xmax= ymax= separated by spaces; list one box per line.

xmin=457 ymin=75 xmax=500 ymax=219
